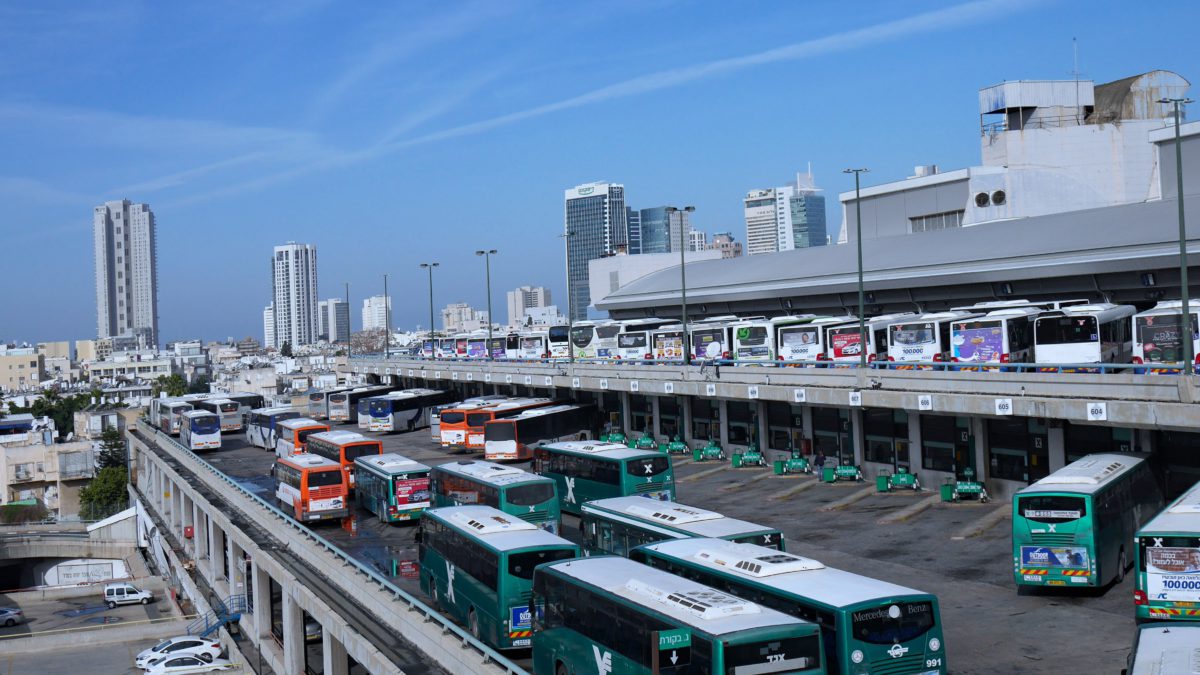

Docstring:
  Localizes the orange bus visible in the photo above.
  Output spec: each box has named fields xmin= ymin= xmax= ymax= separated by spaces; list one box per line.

xmin=272 ymin=454 xmax=349 ymax=522
xmin=483 ymin=404 xmax=598 ymax=461
xmin=445 ymin=398 xmax=556 ymax=451
xmin=304 ymin=430 xmax=384 ymax=491
xmin=437 ymin=397 xmax=518 ymax=447
xmin=274 ymin=418 xmax=330 ymax=458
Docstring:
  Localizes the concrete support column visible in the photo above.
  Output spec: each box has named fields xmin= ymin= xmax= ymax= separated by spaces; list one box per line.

xmin=717 ymin=399 xmax=730 ymax=449
xmin=650 ymin=396 xmax=662 ymax=442
xmin=850 ymin=408 xmax=865 ymax=465
xmin=211 ymin=526 xmax=226 ymax=582
xmin=971 ymin=417 xmax=989 ymax=481
xmin=907 ymin=412 xmax=923 ymax=472
xmin=228 ymin=539 xmax=246 ymax=600
xmin=191 ymin=501 xmax=203 ymax=560
xmin=251 ymin=563 xmax=270 ymax=640
xmin=681 ymin=396 xmax=694 ymax=447
xmin=620 ymin=392 xmax=632 ymax=436
xmin=1047 ymin=425 xmax=1066 ymax=473
xmin=801 ymin=406 xmax=814 ymax=448
xmin=322 ymin=629 xmax=350 ymax=675
xmin=755 ymin=401 xmax=769 ymax=449
xmin=281 ymin=592 xmax=305 ymax=675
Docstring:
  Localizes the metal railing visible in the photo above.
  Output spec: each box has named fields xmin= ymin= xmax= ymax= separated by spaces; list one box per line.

xmin=137 ymin=419 xmax=527 ymax=675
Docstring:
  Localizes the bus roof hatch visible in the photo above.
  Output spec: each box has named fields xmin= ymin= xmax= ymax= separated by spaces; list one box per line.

xmin=696 ymin=547 xmax=825 ymax=577
xmin=625 ymin=579 xmax=759 ymax=620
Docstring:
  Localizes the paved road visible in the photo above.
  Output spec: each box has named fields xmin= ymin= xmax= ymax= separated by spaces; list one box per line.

xmin=201 ymin=424 xmax=1136 ymax=674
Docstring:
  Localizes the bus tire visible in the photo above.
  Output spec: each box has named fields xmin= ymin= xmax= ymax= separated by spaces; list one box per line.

xmin=468 ymin=608 xmax=479 ymax=639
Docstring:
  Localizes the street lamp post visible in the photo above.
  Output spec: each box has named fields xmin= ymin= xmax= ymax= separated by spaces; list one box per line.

xmin=420 ymin=263 xmax=439 ymax=354
xmin=843 ymin=168 xmax=870 ymax=369
xmin=475 ymin=249 xmax=498 ymax=358
xmin=383 ymin=273 xmax=390 ymax=358
xmin=665 ymin=206 xmax=696 ymax=365
xmin=559 ymin=231 xmax=574 ymax=364
xmin=1159 ymin=97 xmax=1195 ymax=371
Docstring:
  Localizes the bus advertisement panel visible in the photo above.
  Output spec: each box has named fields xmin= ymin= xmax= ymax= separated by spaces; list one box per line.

xmin=828 ymin=328 xmax=863 ymax=359
xmin=1136 ymin=482 xmax=1200 ymax=621
xmin=952 ymin=324 xmax=1004 ymax=363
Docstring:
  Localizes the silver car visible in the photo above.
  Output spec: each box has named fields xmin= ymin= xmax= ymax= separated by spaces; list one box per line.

xmin=0 ymin=607 xmax=24 ymax=627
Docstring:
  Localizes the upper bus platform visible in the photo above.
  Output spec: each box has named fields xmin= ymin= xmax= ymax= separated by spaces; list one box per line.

xmin=638 ymin=538 xmax=933 ymax=608
xmin=1017 ymin=453 xmax=1145 ymax=495
xmin=541 ymin=555 xmax=812 ymax=634
xmin=436 ymin=460 xmax=549 ymax=487
xmin=583 ymin=496 xmax=778 ymax=540
xmin=540 ymin=440 xmax=663 ymax=461
xmin=428 ymin=505 xmax=572 ymax=552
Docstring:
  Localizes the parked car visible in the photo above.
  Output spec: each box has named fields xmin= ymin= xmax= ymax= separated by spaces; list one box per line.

xmin=0 ymin=607 xmax=24 ymax=627
xmin=143 ymin=656 xmax=235 ymax=674
xmin=135 ymin=636 xmax=222 ymax=669
xmin=104 ymin=582 xmax=153 ymax=609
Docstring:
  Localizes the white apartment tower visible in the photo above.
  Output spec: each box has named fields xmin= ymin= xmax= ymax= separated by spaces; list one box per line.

xmin=93 ymin=199 xmax=159 ymax=346
xmin=361 ymin=295 xmax=391 ymax=332
xmin=506 ymin=286 xmax=551 ymax=326
xmin=270 ymin=243 xmax=319 ymax=349
xmin=263 ymin=304 xmax=275 ymax=349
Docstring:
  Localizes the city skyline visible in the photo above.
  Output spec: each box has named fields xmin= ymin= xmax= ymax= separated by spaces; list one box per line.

xmin=4 ymin=2 xmax=1200 ymax=342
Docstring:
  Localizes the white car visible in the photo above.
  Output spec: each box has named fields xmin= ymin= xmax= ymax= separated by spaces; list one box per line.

xmin=0 ymin=607 xmax=24 ymax=627
xmin=135 ymin=636 xmax=222 ymax=669
xmin=143 ymin=655 xmax=234 ymax=674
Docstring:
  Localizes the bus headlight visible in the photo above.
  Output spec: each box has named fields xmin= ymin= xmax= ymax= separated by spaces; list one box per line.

xmin=851 ymin=650 xmax=864 ymax=664
xmin=929 ymin=637 xmax=941 ymax=651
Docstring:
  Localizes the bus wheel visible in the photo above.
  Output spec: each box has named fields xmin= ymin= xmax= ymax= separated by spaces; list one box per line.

xmin=1117 ymin=549 xmax=1127 ymax=583
xmin=468 ymin=608 xmax=479 ymax=638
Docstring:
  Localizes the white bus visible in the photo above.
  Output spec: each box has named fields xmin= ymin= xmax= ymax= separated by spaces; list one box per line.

xmin=487 ymin=333 xmax=522 ymax=360
xmin=886 ymin=311 xmax=980 ymax=369
xmin=179 ymin=410 xmax=221 ymax=451
xmin=1034 ymin=303 xmax=1135 ymax=371
xmin=245 ymin=406 xmax=302 ymax=450
xmin=465 ymin=333 xmax=489 ymax=359
xmin=569 ymin=320 xmax=621 ymax=360
xmin=547 ymin=325 xmax=570 ymax=360
xmin=483 ymin=404 xmax=598 ymax=462
xmin=274 ymin=417 xmax=330 ymax=458
xmin=615 ymin=319 xmax=672 ymax=361
xmin=950 ymin=306 xmax=1041 ymax=369
xmin=366 ymin=388 xmax=447 ymax=433
xmin=1132 ymin=300 xmax=1200 ymax=374
xmin=150 ymin=398 xmax=193 ymax=436
xmin=825 ymin=313 xmax=917 ymax=366
xmin=650 ymin=324 xmax=687 ymax=361
xmin=516 ymin=331 xmax=550 ymax=360
xmin=775 ymin=315 xmax=855 ymax=365
xmin=730 ymin=315 xmax=821 ymax=363
xmin=327 ymin=385 xmax=394 ymax=424
xmin=436 ymin=337 xmax=457 ymax=359
xmin=224 ymin=393 xmax=266 ymax=425
xmin=191 ymin=398 xmax=242 ymax=432
xmin=306 ymin=387 xmax=352 ymax=420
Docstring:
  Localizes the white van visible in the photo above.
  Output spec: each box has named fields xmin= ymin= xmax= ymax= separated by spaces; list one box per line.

xmin=104 ymin=582 xmax=153 ymax=608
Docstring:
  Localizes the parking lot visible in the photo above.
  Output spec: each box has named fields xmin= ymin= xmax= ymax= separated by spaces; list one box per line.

xmin=203 ymin=426 xmax=1136 ymax=675
xmin=0 ymin=593 xmax=171 ymax=639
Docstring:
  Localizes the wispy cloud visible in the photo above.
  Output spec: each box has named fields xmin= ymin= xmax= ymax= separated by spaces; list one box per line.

xmin=0 ymin=176 xmax=89 ymax=204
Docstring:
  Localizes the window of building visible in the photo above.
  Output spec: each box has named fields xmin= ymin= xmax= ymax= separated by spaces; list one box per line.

xmin=909 ymin=210 xmax=965 ymax=233
xmin=863 ymin=409 xmax=909 ymax=467
xmin=987 ymin=417 xmax=1048 ymax=483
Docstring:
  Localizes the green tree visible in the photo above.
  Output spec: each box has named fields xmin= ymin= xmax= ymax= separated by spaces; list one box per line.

xmin=79 ymin=466 xmax=129 ymax=521
xmin=97 ymin=426 xmax=127 ymax=469
xmin=9 ymin=390 xmax=91 ymax=439
xmin=153 ymin=374 xmax=187 ymax=398
xmin=280 ymin=341 xmax=293 ymax=357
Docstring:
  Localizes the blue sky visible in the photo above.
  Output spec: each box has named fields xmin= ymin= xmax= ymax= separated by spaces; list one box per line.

xmin=3 ymin=0 xmax=1199 ymax=345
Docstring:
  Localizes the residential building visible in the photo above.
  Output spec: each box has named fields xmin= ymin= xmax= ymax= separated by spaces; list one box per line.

xmin=269 ymin=242 xmax=319 ymax=349
xmin=75 ymin=339 xmax=97 ymax=363
xmin=36 ymin=342 xmax=71 ymax=360
xmin=0 ymin=414 xmax=94 ymax=518
xmin=441 ymin=303 xmax=489 ymax=333
xmin=0 ymin=354 xmax=45 ymax=393
xmin=95 ymin=338 xmax=113 ymax=361
xmin=93 ymin=199 xmax=159 ymax=347
xmin=521 ymin=306 xmax=567 ymax=327
xmin=506 ymin=286 xmax=552 ymax=326
xmin=237 ymin=336 xmax=262 ymax=355
xmin=318 ymin=298 xmax=351 ymax=343
xmin=587 ymin=250 xmax=723 ymax=316
xmin=361 ymin=295 xmax=391 ymax=332
xmin=263 ymin=304 xmax=275 ymax=349
xmin=625 ymin=207 xmax=642 ymax=254
xmin=72 ymin=404 xmax=126 ymax=442
xmin=83 ymin=354 xmax=172 ymax=383
xmin=708 ymin=232 xmax=744 ymax=258
xmin=637 ymin=206 xmax=691 ymax=254
xmin=744 ymin=170 xmax=827 ymax=255
xmin=688 ymin=229 xmax=707 ymax=252
xmin=565 ymin=182 xmax=626 ymax=322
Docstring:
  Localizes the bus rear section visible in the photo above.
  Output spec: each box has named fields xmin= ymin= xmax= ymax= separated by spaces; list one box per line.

xmin=430 ymin=460 xmax=561 ymax=533
xmin=305 ymin=430 xmax=383 ymax=490
xmin=246 ymin=408 xmax=301 ymax=450
xmin=483 ymin=404 xmax=597 ymax=462
xmin=547 ymin=325 xmax=570 ymax=360
xmin=826 ymin=314 xmax=916 ymax=367
xmin=1135 ymin=481 xmax=1200 ymax=622
xmin=354 ymin=453 xmax=431 ymax=523
xmin=949 ymin=308 xmax=1038 ymax=371
xmin=533 ymin=441 xmax=676 ymax=515
xmin=651 ymin=326 xmax=686 ymax=362
xmin=1133 ymin=301 xmax=1200 ymax=374
xmin=1033 ymin=303 xmax=1135 ymax=372
xmin=517 ymin=333 xmax=549 ymax=360
xmin=274 ymin=418 xmax=330 ymax=458
xmin=887 ymin=312 xmax=977 ymax=369
xmin=777 ymin=318 xmax=852 ymax=366
xmin=180 ymin=411 xmax=221 ymax=451
xmin=462 ymin=399 xmax=554 ymax=450
xmin=274 ymin=454 xmax=349 ymax=522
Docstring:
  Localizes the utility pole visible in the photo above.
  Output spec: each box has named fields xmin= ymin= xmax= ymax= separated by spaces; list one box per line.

xmin=843 ymin=168 xmax=870 ymax=369
xmin=1159 ymin=97 xmax=1195 ymax=370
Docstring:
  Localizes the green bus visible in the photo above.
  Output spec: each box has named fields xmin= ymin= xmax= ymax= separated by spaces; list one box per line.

xmin=429 ymin=459 xmax=561 ymax=534
xmin=581 ymin=496 xmax=785 ymax=556
xmin=1013 ymin=453 xmax=1162 ymax=589
xmin=1135 ymin=480 xmax=1200 ymax=622
xmin=532 ymin=555 xmax=825 ymax=675
xmin=631 ymin=538 xmax=946 ymax=675
xmin=353 ymin=453 xmax=431 ymax=523
xmin=532 ymin=440 xmax=675 ymax=515
xmin=418 ymin=505 xmax=579 ymax=650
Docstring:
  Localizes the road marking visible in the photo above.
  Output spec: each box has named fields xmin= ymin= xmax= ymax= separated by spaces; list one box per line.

xmin=680 ymin=465 xmax=728 ymax=483
xmin=951 ymin=504 xmax=1011 ymax=539
xmin=819 ymin=486 xmax=877 ymax=511
xmin=770 ymin=478 xmax=819 ymax=501
xmin=672 ymin=458 xmax=693 ymax=467
xmin=876 ymin=494 xmax=940 ymax=524
xmin=720 ymin=471 xmax=778 ymax=491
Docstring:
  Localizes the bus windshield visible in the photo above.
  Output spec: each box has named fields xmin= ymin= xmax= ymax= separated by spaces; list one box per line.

xmin=466 ymin=412 xmax=492 ymax=427
xmin=1018 ymin=495 xmax=1086 ymax=523
xmin=440 ymin=412 xmax=465 ymax=425
xmin=548 ymin=326 xmax=569 ymax=342
xmin=570 ymin=327 xmax=592 ymax=347
xmin=219 ymin=402 xmax=238 ymax=413
xmin=507 ymin=548 xmax=576 ymax=580
xmin=307 ymin=470 xmax=342 ymax=488
xmin=851 ymin=601 xmax=936 ymax=645
xmin=507 ymin=483 xmax=554 ymax=506
xmin=780 ymin=327 xmax=819 ymax=348
xmin=192 ymin=417 xmax=220 ymax=434
xmin=1036 ymin=316 xmax=1097 ymax=344
xmin=738 ymin=326 xmax=768 ymax=346
xmin=724 ymin=635 xmax=821 ymax=673
xmin=344 ymin=443 xmax=381 ymax=462
xmin=890 ymin=323 xmax=936 ymax=345
xmin=626 ymin=457 xmax=670 ymax=477
xmin=368 ymin=400 xmax=391 ymax=415
xmin=485 ymin=423 xmax=516 ymax=442
xmin=296 ymin=428 xmax=322 ymax=444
